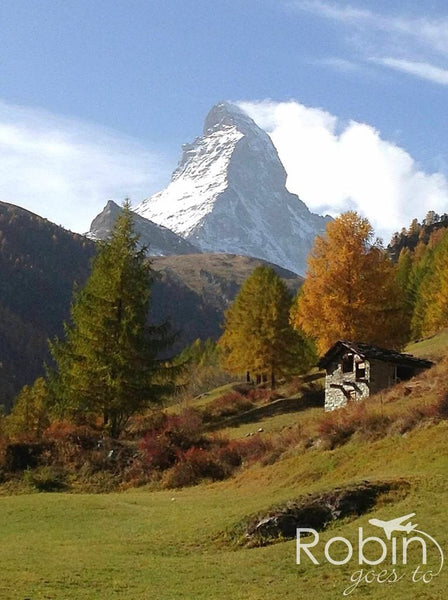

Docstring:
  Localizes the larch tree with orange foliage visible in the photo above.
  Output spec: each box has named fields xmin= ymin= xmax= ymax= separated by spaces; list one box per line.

xmin=291 ymin=212 xmax=407 ymax=355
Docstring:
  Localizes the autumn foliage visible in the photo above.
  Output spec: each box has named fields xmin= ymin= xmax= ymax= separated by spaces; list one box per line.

xmin=219 ymin=266 xmax=316 ymax=387
xmin=291 ymin=212 xmax=407 ymax=354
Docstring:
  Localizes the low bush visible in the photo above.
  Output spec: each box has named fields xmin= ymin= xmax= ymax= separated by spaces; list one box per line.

xmin=24 ymin=465 xmax=67 ymax=492
xmin=202 ymin=392 xmax=255 ymax=422
xmin=44 ymin=422 xmax=100 ymax=450
xmin=141 ymin=409 xmax=207 ymax=471
xmin=124 ymin=410 xmax=169 ymax=439
xmin=318 ymin=409 xmax=358 ymax=449
xmin=245 ymin=388 xmax=277 ymax=403
xmin=4 ymin=442 xmax=52 ymax=472
xmin=436 ymin=393 xmax=448 ymax=418
xmin=224 ymin=435 xmax=274 ymax=465
xmin=354 ymin=412 xmax=393 ymax=441
xmin=162 ymin=447 xmax=228 ymax=489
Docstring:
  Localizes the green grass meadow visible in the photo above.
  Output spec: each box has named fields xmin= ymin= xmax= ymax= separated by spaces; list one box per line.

xmin=2 ymin=333 xmax=448 ymax=599
xmin=1 ymin=420 xmax=447 ymax=599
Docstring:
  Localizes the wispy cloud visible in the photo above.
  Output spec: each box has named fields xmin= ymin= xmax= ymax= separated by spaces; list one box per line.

xmin=0 ymin=100 xmax=169 ymax=233
xmin=297 ymin=1 xmax=448 ymax=53
xmin=311 ymin=56 xmax=361 ymax=73
xmin=372 ymin=58 xmax=448 ymax=86
xmin=239 ymin=100 xmax=448 ymax=243
xmin=290 ymin=1 xmax=448 ymax=84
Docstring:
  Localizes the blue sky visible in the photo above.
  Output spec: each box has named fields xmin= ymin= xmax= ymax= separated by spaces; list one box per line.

xmin=1 ymin=0 xmax=447 ymax=241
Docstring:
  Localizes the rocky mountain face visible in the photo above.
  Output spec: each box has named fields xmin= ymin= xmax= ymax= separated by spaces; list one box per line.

xmin=136 ymin=102 xmax=330 ymax=275
xmin=88 ymin=200 xmax=200 ymax=256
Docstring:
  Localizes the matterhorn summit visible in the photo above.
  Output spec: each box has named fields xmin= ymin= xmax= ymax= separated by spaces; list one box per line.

xmin=135 ymin=102 xmax=330 ymax=275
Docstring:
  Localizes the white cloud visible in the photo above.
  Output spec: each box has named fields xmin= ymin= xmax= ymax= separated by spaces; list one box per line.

xmin=371 ymin=58 xmax=448 ymax=85
xmin=311 ymin=56 xmax=361 ymax=73
xmin=239 ymin=100 xmax=448 ymax=243
xmin=291 ymin=2 xmax=448 ymax=85
xmin=296 ymin=1 xmax=448 ymax=55
xmin=0 ymin=100 xmax=169 ymax=233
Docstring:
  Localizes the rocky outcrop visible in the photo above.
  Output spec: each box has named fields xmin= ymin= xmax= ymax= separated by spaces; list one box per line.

xmin=240 ymin=480 xmax=410 ymax=545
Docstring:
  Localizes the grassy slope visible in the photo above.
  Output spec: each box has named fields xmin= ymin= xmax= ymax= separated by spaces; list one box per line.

xmin=406 ymin=329 xmax=448 ymax=362
xmin=1 ymin=334 xmax=448 ymax=599
xmin=1 ymin=425 xmax=447 ymax=599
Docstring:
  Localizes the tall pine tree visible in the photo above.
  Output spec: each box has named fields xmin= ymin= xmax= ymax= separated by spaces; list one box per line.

xmin=49 ymin=202 xmax=174 ymax=437
xmin=219 ymin=266 xmax=315 ymax=388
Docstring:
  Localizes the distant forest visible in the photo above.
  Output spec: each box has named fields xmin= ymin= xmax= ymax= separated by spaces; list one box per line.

xmin=0 ymin=201 xmax=94 ymax=408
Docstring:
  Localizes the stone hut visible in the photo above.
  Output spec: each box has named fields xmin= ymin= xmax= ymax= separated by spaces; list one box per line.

xmin=318 ymin=340 xmax=434 ymax=411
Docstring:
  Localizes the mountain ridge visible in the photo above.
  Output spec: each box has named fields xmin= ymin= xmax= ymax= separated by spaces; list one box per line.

xmin=135 ymin=101 xmax=331 ymax=275
xmin=88 ymin=200 xmax=201 ymax=256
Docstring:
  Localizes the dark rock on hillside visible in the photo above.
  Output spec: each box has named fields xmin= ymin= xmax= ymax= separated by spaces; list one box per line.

xmin=243 ymin=480 xmax=410 ymax=545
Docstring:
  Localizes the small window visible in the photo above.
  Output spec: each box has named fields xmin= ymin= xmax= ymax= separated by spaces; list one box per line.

xmin=342 ymin=353 xmax=354 ymax=373
xmin=356 ymin=361 xmax=366 ymax=380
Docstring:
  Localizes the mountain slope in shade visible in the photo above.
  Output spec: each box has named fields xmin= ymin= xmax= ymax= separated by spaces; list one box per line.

xmin=150 ymin=253 xmax=303 ymax=350
xmin=136 ymin=101 xmax=330 ymax=275
xmin=0 ymin=202 xmax=301 ymax=406
xmin=0 ymin=201 xmax=95 ymax=408
xmin=88 ymin=200 xmax=200 ymax=256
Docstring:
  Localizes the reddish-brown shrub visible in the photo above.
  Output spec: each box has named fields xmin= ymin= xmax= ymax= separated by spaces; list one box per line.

xmin=125 ymin=410 xmax=168 ymax=439
xmin=355 ymin=413 xmax=393 ymax=441
xmin=43 ymin=421 xmax=100 ymax=449
xmin=42 ymin=420 xmax=79 ymax=440
xmin=436 ymin=394 xmax=448 ymax=418
xmin=318 ymin=408 xmax=359 ymax=449
xmin=140 ymin=433 xmax=177 ymax=471
xmin=227 ymin=435 xmax=274 ymax=464
xmin=245 ymin=388 xmax=275 ymax=403
xmin=140 ymin=408 xmax=207 ymax=471
xmin=214 ymin=442 xmax=243 ymax=468
xmin=162 ymin=447 xmax=228 ymax=488
xmin=202 ymin=392 xmax=255 ymax=422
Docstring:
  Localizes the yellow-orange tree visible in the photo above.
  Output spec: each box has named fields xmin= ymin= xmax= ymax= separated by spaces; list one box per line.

xmin=412 ymin=229 xmax=448 ymax=337
xmin=291 ymin=212 xmax=407 ymax=354
xmin=219 ymin=266 xmax=315 ymax=388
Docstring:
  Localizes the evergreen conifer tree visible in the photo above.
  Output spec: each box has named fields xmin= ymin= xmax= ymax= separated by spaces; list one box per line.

xmin=49 ymin=202 xmax=174 ymax=437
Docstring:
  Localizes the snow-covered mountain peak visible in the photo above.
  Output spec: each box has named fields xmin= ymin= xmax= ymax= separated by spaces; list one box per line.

xmin=88 ymin=200 xmax=200 ymax=256
xmin=135 ymin=102 xmax=330 ymax=274
xmin=203 ymin=101 xmax=260 ymax=136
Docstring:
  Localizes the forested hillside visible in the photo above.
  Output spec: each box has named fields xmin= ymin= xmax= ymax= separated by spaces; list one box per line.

xmin=0 ymin=202 xmax=302 ymax=408
xmin=393 ymin=213 xmax=448 ymax=340
xmin=0 ymin=202 xmax=95 ymax=408
xmin=388 ymin=211 xmax=448 ymax=260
